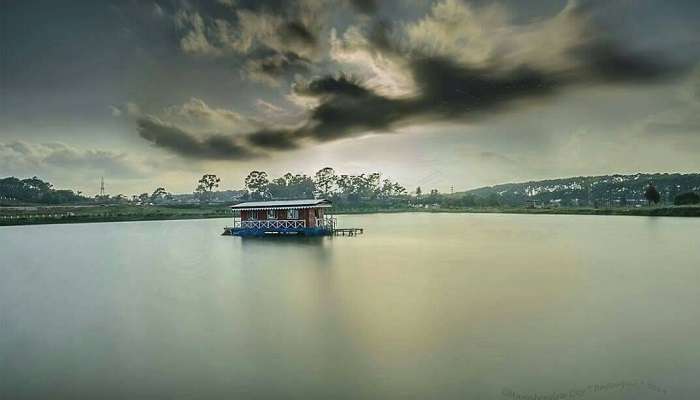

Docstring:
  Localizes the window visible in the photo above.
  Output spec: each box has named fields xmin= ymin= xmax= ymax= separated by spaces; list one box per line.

xmin=287 ymin=209 xmax=299 ymax=219
xmin=267 ymin=210 xmax=276 ymax=220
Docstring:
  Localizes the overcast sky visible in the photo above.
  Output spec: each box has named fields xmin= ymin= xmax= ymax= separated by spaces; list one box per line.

xmin=1 ymin=0 xmax=699 ymax=195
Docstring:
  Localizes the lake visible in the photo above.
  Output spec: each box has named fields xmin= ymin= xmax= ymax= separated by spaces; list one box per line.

xmin=1 ymin=213 xmax=698 ymax=399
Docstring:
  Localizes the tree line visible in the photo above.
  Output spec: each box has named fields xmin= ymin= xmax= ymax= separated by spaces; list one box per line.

xmin=0 ymin=177 xmax=85 ymax=205
xmin=241 ymin=168 xmax=408 ymax=205
xmin=3 ymin=173 xmax=699 ymax=208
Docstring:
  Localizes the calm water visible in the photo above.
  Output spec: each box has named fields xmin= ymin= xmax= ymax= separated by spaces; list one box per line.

xmin=1 ymin=213 xmax=698 ymax=399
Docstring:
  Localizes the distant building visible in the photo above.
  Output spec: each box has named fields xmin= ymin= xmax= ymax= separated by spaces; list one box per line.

xmin=549 ymin=199 xmax=562 ymax=208
xmin=525 ymin=199 xmax=543 ymax=208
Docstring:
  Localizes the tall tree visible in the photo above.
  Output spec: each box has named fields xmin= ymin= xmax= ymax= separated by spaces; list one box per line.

xmin=644 ymin=183 xmax=661 ymax=205
xmin=244 ymin=171 xmax=269 ymax=200
xmin=393 ymin=182 xmax=407 ymax=196
xmin=378 ymin=179 xmax=406 ymax=198
xmin=363 ymin=173 xmax=381 ymax=199
xmin=195 ymin=174 xmax=220 ymax=203
xmin=150 ymin=187 xmax=169 ymax=203
xmin=335 ymin=174 xmax=353 ymax=201
xmin=288 ymin=174 xmax=315 ymax=198
xmin=268 ymin=173 xmax=315 ymax=199
xmin=138 ymin=193 xmax=150 ymax=204
xmin=0 ymin=176 xmax=84 ymax=204
xmin=314 ymin=167 xmax=336 ymax=198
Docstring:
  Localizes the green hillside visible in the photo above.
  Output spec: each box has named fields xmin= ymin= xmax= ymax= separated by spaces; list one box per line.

xmin=460 ymin=173 xmax=700 ymax=207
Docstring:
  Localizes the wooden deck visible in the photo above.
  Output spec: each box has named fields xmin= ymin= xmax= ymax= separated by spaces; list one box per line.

xmin=222 ymin=224 xmax=364 ymax=237
xmin=332 ymin=228 xmax=363 ymax=236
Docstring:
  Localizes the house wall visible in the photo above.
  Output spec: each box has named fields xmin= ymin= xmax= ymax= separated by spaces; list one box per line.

xmin=239 ymin=208 xmax=323 ymax=227
xmin=305 ymin=209 xmax=314 ymax=227
xmin=240 ymin=210 xmax=267 ymax=220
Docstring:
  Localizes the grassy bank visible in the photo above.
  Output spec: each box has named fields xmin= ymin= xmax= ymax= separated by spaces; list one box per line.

xmin=0 ymin=204 xmax=232 ymax=226
xmin=1 ymin=204 xmax=698 ymax=227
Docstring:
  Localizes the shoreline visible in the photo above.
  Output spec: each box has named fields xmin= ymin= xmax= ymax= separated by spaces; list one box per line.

xmin=332 ymin=206 xmax=700 ymax=217
xmin=1 ymin=204 xmax=699 ymax=227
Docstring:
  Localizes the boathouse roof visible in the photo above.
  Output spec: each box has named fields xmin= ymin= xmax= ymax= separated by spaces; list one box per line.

xmin=229 ymin=199 xmax=331 ymax=210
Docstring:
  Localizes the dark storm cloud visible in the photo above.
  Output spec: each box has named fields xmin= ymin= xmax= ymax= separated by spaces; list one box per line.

xmin=226 ymin=0 xmax=292 ymax=13
xmin=297 ymin=75 xmax=372 ymax=97
xmin=408 ymin=57 xmax=559 ymax=117
xmin=137 ymin=117 xmax=257 ymax=160
xmin=245 ymin=129 xmax=300 ymax=150
xmin=246 ymin=51 xmax=312 ymax=84
xmin=137 ymin=0 xmax=695 ymax=161
xmin=137 ymin=41 xmax=685 ymax=160
xmin=366 ymin=19 xmax=400 ymax=54
xmin=282 ymin=21 xmax=317 ymax=47
xmin=300 ymin=77 xmax=409 ymax=141
xmin=289 ymin=44 xmax=677 ymax=142
xmin=571 ymin=42 xmax=681 ymax=83
xmin=346 ymin=0 xmax=378 ymax=14
xmin=269 ymin=46 xmax=680 ymax=147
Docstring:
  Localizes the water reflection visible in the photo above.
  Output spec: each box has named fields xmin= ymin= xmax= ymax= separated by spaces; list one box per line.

xmin=238 ymin=235 xmax=327 ymax=245
xmin=1 ymin=215 xmax=698 ymax=399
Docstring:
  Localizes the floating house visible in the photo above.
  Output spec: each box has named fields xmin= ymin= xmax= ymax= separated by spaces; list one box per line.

xmin=225 ymin=199 xmax=337 ymax=237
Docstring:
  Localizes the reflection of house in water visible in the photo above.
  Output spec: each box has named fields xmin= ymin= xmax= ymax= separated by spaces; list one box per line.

xmin=223 ymin=199 xmax=363 ymax=237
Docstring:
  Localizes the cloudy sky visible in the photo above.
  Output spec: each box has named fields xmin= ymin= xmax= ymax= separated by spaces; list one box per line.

xmin=2 ymin=0 xmax=699 ymax=195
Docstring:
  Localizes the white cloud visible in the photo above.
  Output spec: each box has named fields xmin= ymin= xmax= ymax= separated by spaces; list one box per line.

xmin=175 ymin=11 xmax=222 ymax=56
xmin=125 ymin=102 xmax=141 ymax=116
xmin=0 ymin=141 xmax=146 ymax=180
xmin=255 ymin=99 xmax=288 ymax=116
xmin=109 ymin=105 xmax=122 ymax=117
xmin=404 ymin=0 xmax=587 ymax=72
xmin=109 ymin=102 xmax=141 ymax=118
xmin=254 ymin=99 xmax=306 ymax=125
xmin=330 ymin=27 xmax=416 ymax=98
xmin=160 ymin=97 xmax=260 ymax=134
xmin=285 ymin=87 xmax=320 ymax=110
xmin=176 ymin=1 xmax=327 ymax=60
xmin=327 ymin=0 xmax=591 ymax=98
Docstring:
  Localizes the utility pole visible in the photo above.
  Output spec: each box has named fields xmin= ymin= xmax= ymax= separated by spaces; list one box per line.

xmin=100 ymin=176 xmax=105 ymax=197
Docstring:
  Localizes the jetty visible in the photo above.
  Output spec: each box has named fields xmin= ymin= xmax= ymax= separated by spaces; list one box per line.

xmin=332 ymin=228 xmax=363 ymax=236
xmin=223 ymin=199 xmax=363 ymax=237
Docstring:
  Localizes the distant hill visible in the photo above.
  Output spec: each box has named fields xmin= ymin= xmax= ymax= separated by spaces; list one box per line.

xmin=460 ymin=173 xmax=700 ymax=207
